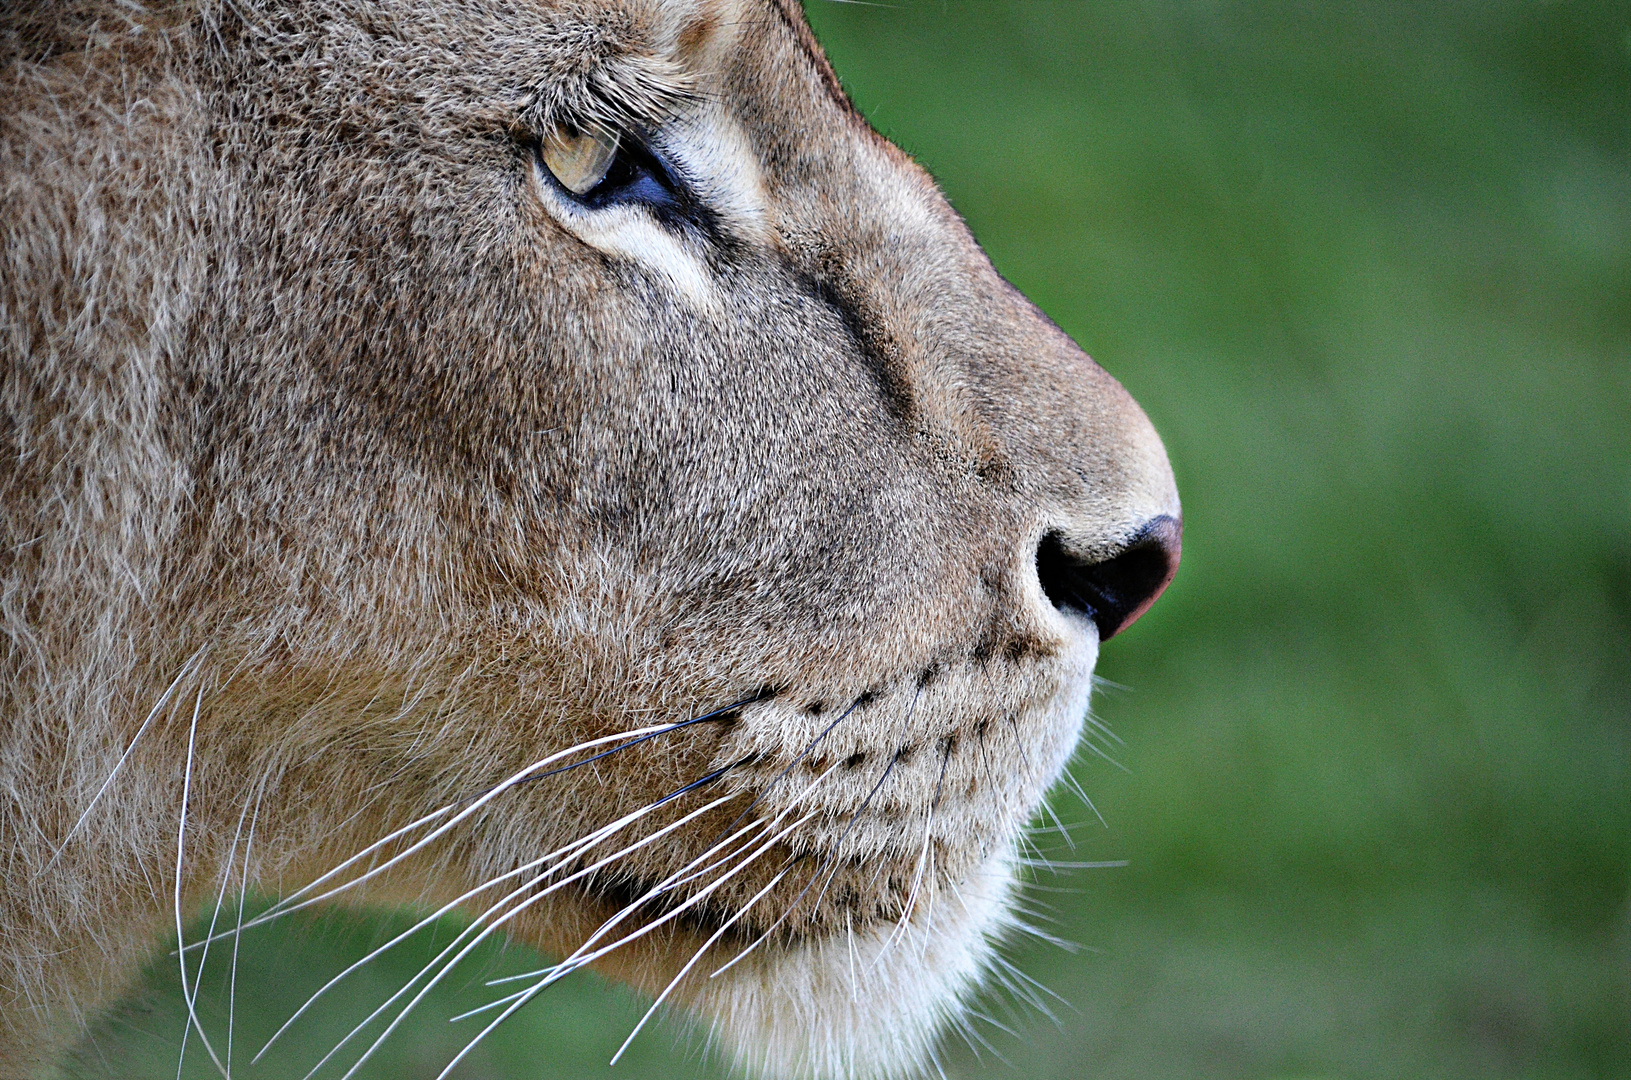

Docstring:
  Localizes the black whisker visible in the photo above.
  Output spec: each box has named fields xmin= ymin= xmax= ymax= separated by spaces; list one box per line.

xmin=456 ymin=691 xmax=771 ymax=808
xmin=670 ymin=699 xmax=862 ymax=893
xmin=808 ymin=745 xmax=903 ymax=918
xmin=714 ymin=690 xmax=918 ymax=967
xmin=650 ymin=754 xmax=752 ymax=807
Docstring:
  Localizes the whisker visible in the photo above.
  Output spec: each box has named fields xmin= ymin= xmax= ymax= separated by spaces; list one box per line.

xmin=316 ymin=822 xmax=700 ymax=1080
xmin=607 ymin=862 xmax=795 ymax=1066
xmin=180 ymin=777 xmax=256 ymax=1079
xmin=1080 ymin=695 xmax=1127 ymax=746
xmin=966 ymin=1007 xmax=1022 ymax=1042
xmin=990 ymin=953 xmax=1075 ymax=1016
xmin=845 ymin=913 xmax=859 ymax=1001
xmin=919 ymin=838 xmax=939 ymax=958
xmin=809 ymin=747 xmax=902 ymax=915
xmin=267 ymin=777 xmax=742 ymax=1070
xmin=319 ymin=761 xmax=752 ymax=1080
xmin=1037 ymin=796 xmax=1076 ymax=851
xmin=1058 ymin=767 xmax=1108 ymax=827
xmin=266 ymin=726 xmax=675 ymax=913
xmin=474 ymin=817 xmax=777 ymax=996
xmin=1007 ymin=917 xmax=1083 ymax=953
xmin=256 ymin=797 xmax=649 ymax=1062
xmin=639 ymin=818 xmax=768 ymax=901
xmin=1014 ymin=858 xmax=1127 ymax=872
xmin=916 ymin=742 xmax=954 ymax=956
xmin=877 ymin=739 xmax=951 ymax=962
xmin=706 ymin=855 xmax=815 ymax=980
xmin=487 ymin=758 xmax=844 ymax=993
xmin=695 ymin=700 xmax=858 ymax=864
xmin=1004 ymin=713 xmax=1048 ymax=817
xmin=948 ymin=1011 xmax=991 ymax=1060
xmin=953 ymin=1003 xmax=1015 ymax=1065
xmin=48 ymin=649 xmax=205 ymax=871
xmin=647 ymin=707 xmax=857 ymax=904
xmin=226 ymin=779 xmax=265 ymax=1075
xmin=985 ymin=967 xmax=1034 ymax=1028
xmin=1014 ymin=828 xmax=1048 ymax=865
xmin=434 ymin=804 xmax=820 ymax=1080
xmin=174 ymin=685 xmax=229 ymax=1079
xmin=186 ymin=709 xmax=744 ymax=956
xmin=709 ymin=751 xmax=895 ymax=981
xmin=1022 ymin=818 xmax=1099 ymax=837
xmin=497 ymin=694 xmax=767 ymax=798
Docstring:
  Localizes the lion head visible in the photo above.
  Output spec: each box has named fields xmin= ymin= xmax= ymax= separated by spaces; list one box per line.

xmin=0 ymin=0 xmax=1179 ymax=1076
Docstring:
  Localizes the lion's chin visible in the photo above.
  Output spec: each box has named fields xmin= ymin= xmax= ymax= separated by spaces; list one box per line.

xmin=685 ymin=848 xmax=1018 ymax=1080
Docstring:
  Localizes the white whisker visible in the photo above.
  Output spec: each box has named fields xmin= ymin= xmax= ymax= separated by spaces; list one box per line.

xmin=433 ymin=805 xmax=819 ymax=1080
xmin=257 ymin=765 xmax=714 ymax=1061
xmin=879 ymin=743 xmax=950 ymax=963
xmin=1038 ymin=796 xmax=1076 ymax=851
xmin=180 ymin=778 xmax=255 ymax=1080
xmin=175 ymin=685 xmax=229 ymax=1079
xmin=845 ymin=912 xmax=858 ymax=1001
xmin=990 ymin=953 xmax=1073 ymax=1019
xmin=496 ymin=758 xmax=842 ymax=991
xmin=608 ymin=863 xmax=794 ymax=1066
xmin=325 ymin=783 xmax=748 ymax=1080
xmin=480 ymin=808 xmax=780 ymax=990
xmin=1007 ymin=916 xmax=1082 ymax=953
xmin=185 ymin=721 xmax=696 ymax=956
xmin=808 ymin=750 xmax=900 ymax=918
xmin=1014 ymin=859 xmax=1126 ymax=872
xmin=1059 ymin=768 xmax=1109 ymax=827
xmin=591 ymin=766 xmax=840 ymax=984
xmin=226 ymin=780 xmax=264 ymax=1075
xmin=267 ymin=725 xmax=669 ymax=908
xmin=966 ymin=1007 xmax=1021 ymax=1041
xmin=49 ymin=650 xmax=204 ymax=871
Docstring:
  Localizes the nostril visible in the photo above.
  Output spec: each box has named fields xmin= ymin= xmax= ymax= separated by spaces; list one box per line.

xmin=1035 ymin=515 xmax=1182 ymax=641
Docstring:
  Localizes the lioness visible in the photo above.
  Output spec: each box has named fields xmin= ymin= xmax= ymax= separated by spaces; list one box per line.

xmin=0 ymin=0 xmax=1180 ymax=1076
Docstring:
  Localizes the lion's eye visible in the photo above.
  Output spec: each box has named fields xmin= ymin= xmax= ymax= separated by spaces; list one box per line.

xmin=541 ymin=120 xmax=619 ymax=196
xmin=535 ymin=117 xmax=688 ymax=217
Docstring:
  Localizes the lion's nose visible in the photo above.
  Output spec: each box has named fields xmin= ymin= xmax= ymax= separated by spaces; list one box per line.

xmin=1035 ymin=516 xmax=1182 ymax=640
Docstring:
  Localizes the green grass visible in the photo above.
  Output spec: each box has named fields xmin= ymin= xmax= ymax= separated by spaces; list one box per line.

xmin=72 ymin=2 xmax=1630 ymax=1078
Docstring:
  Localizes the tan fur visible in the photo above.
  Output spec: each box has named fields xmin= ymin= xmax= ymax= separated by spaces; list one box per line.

xmin=0 ymin=1 xmax=1179 ymax=1077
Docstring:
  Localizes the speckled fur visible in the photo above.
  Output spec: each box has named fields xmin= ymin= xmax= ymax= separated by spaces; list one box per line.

xmin=0 ymin=1 xmax=1178 ymax=1077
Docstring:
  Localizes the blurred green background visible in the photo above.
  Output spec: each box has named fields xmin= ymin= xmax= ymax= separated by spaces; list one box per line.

xmin=71 ymin=2 xmax=1630 ymax=1078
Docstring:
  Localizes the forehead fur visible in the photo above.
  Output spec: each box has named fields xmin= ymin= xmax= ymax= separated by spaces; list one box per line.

xmin=516 ymin=0 xmax=842 ymax=131
xmin=519 ymin=0 xmax=700 ymax=130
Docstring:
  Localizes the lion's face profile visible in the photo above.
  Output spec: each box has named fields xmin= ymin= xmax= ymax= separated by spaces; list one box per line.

xmin=0 ymin=0 xmax=1179 ymax=1076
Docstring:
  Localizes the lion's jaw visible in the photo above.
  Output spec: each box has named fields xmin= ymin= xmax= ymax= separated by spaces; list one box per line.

xmin=687 ymin=633 xmax=1102 ymax=1080
xmin=707 ymin=849 xmax=1023 ymax=1080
